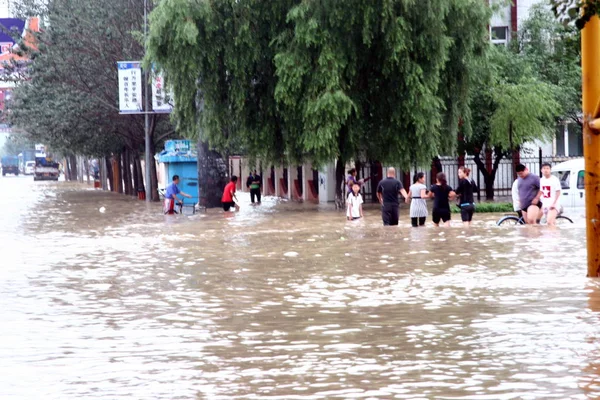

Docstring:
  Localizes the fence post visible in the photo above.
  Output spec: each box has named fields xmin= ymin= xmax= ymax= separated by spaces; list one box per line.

xmin=476 ymin=166 xmax=481 ymax=202
xmin=538 ymin=147 xmax=543 ymax=177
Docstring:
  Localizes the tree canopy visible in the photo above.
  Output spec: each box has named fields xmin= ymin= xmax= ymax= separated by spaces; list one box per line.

xmin=9 ymin=0 xmax=174 ymax=158
xmin=517 ymin=3 xmax=581 ymax=127
xmin=147 ymin=0 xmax=491 ymax=192
xmin=464 ymin=5 xmax=571 ymax=199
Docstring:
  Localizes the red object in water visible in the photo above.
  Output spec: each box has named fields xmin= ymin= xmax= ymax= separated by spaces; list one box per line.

xmin=138 ymin=190 xmax=146 ymax=200
xmin=94 ymin=180 xmax=100 ymax=189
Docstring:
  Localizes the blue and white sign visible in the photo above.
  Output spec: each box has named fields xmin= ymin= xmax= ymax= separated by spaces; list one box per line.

xmin=117 ymin=61 xmax=143 ymax=113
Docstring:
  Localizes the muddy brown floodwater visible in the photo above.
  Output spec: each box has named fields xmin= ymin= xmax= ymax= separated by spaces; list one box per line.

xmin=1 ymin=175 xmax=599 ymax=399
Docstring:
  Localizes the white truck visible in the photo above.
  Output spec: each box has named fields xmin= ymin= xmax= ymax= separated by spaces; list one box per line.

xmin=33 ymin=156 xmax=59 ymax=181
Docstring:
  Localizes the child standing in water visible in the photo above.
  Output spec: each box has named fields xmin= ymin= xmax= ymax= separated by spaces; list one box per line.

xmin=455 ymin=167 xmax=475 ymax=226
xmin=346 ymin=183 xmax=364 ymax=221
xmin=406 ymin=172 xmax=428 ymax=227
xmin=423 ymin=172 xmax=456 ymax=227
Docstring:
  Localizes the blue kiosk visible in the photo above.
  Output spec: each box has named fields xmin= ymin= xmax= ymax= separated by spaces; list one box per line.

xmin=156 ymin=140 xmax=199 ymax=208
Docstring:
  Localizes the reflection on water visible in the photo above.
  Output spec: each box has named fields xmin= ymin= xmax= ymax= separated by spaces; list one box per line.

xmin=1 ymin=175 xmax=599 ymax=399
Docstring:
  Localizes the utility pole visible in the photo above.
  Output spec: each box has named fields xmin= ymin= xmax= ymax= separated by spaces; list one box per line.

xmin=143 ymin=0 xmax=151 ymax=202
xmin=581 ymin=13 xmax=600 ymax=277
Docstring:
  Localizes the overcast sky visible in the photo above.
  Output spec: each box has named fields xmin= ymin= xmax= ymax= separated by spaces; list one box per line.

xmin=0 ymin=1 xmax=9 ymax=18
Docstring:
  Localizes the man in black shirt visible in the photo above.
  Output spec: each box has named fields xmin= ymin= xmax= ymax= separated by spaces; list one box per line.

xmin=249 ymin=170 xmax=262 ymax=204
xmin=376 ymin=167 xmax=409 ymax=226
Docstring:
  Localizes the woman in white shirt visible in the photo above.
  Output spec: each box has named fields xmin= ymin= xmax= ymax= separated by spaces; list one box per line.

xmin=406 ymin=172 xmax=428 ymax=227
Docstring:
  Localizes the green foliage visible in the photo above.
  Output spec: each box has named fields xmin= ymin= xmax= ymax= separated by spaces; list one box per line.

xmin=450 ymin=202 xmax=513 ymax=213
xmin=9 ymin=0 xmax=174 ymax=157
xmin=438 ymin=0 xmax=491 ymax=149
xmin=467 ymin=37 xmax=565 ymax=154
xmin=147 ymin=0 xmax=490 ymax=169
xmin=465 ymin=25 xmax=567 ymax=200
xmin=148 ymin=0 xmax=297 ymax=164
xmin=490 ymin=78 xmax=561 ymax=148
xmin=517 ymin=4 xmax=581 ymax=126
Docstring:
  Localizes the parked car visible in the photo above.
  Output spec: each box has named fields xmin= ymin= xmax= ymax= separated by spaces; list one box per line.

xmin=24 ymin=160 xmax=35 ymax=175
xmin=553 ymin=158 xmax=584 ymax=208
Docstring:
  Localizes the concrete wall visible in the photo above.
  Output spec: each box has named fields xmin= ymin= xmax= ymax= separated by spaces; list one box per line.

xmin=318 ymin=162 xmax=336 ymax=203
xmin=516 ymin=0 xmax=545 ymax=27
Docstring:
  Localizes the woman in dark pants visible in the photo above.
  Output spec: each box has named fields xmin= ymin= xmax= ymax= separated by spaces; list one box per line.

xmin=455 ymin=167 xmax=476 ymax=227
xmin=422 ymin=172 xmax=456 ymax=227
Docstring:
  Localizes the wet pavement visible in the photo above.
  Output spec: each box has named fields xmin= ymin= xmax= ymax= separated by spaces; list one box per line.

xmin=0 ymin=175 xmax=599 ymax=399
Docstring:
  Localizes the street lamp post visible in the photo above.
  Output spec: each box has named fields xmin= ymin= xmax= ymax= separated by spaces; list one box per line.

xmin=143 ymin=0 xmax=151 ymax=202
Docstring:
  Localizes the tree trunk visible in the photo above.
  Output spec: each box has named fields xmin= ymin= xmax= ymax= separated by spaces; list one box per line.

xmin=84 ymin=158 xmax=90 ymax=184
xmin=78 ymin=156 xmax=84 ymax=183
xmin=63 ymin=159 xmax=70 ymax=181
xmin=485 ymin=148 xmax=493 ymax=175
xmin=68 ymin=155 xmax=78 ymax=181
xmin=106 ymin=157 xmax=114 ymax=191
xmin=484 ymin=175 xmax=495 ymax=200
xmin=431 ymin=156 xmax=443 ymax=183
xmin=473 ymin=148 xmax=505 ymax=200
xmin=121 ymin=150 xmax=128 ymax=195
xmin=509 ymin=120 xmax=520 ymax=181
xmin=132 ymin=153 xmax=140 ymax=194
xmin=149 ymin=141 xmax=159 ymax=201
xmin=123 ymin=149 xmax=132 ymax=196
xmin=334 ymin=157 xmax=345 ymax=209
xmin=334 ymin=125 xmax=350 ymax=209
xmin=197 ymin=138 xmax=227 ymax=208
xmin=115 ymin=153 xmax=123 ymax=194
xmin=135 ymin=155 xmax=145 ymax=193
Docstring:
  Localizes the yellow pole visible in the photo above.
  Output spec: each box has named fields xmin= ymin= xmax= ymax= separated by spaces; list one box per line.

xmin=581 ymin=15 xmax=600 ymax=277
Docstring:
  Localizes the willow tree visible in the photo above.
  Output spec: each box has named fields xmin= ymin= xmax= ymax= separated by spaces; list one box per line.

xmin=147 ymin=0 xmax=490 ymax=204
xmin=148 ymin=0 xmax=298 ymax=206
xmin=466 ymin=46 xmax=562 ymax=199
xmin=275 ymin=0 xmax=490 ymax=200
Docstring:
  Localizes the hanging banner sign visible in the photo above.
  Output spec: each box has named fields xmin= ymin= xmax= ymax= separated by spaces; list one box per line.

xmin=117 ymin=61 xmax=143 ymax=114
xmin=151 ymin=72 xmax=174 ymax=113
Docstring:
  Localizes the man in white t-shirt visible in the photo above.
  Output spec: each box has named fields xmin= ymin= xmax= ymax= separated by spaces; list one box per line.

xmin=539 ymin=162 xmax=561 ymax=225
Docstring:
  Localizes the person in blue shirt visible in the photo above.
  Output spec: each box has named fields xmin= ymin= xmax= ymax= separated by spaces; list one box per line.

xmin=164 ymin=175 xmax=192 ymax=214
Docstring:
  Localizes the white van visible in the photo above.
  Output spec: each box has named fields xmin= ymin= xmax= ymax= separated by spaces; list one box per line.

xmin=552 ymin=158 xmax=585 ymax=208
xmin=24 ymin=161 xmax=35 ymax=175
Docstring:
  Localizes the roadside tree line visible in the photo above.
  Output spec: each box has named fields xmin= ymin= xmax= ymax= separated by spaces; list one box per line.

xmin=5 ymin=0 xmax=175 ymax=199
xmin=3 ymin=0 xmax=583 ymax=203
xmin=146 ymin=0 xmax=581 ymax=201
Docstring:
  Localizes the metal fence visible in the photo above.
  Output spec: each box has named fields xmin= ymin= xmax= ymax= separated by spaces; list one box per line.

xmin=369 ymin=153 xmax=580 ymax=202
xmin=436 ymin=154 xmax=579 ymax=199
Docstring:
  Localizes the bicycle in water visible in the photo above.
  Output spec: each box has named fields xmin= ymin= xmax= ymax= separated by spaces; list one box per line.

xmin=496 ymin=210 xmax=573 ymax=226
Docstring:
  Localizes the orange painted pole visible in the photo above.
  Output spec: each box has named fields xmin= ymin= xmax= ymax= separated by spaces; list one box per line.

xmin=581 ymin=14 xmax=600 ymax=277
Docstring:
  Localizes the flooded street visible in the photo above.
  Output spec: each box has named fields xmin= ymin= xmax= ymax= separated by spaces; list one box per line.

xmin=1 ymin=175 xmax=600 ymax=399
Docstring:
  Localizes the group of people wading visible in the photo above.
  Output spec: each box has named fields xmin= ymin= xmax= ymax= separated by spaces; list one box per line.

xmin=346 ymin=167 xmax=477 ymax=227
